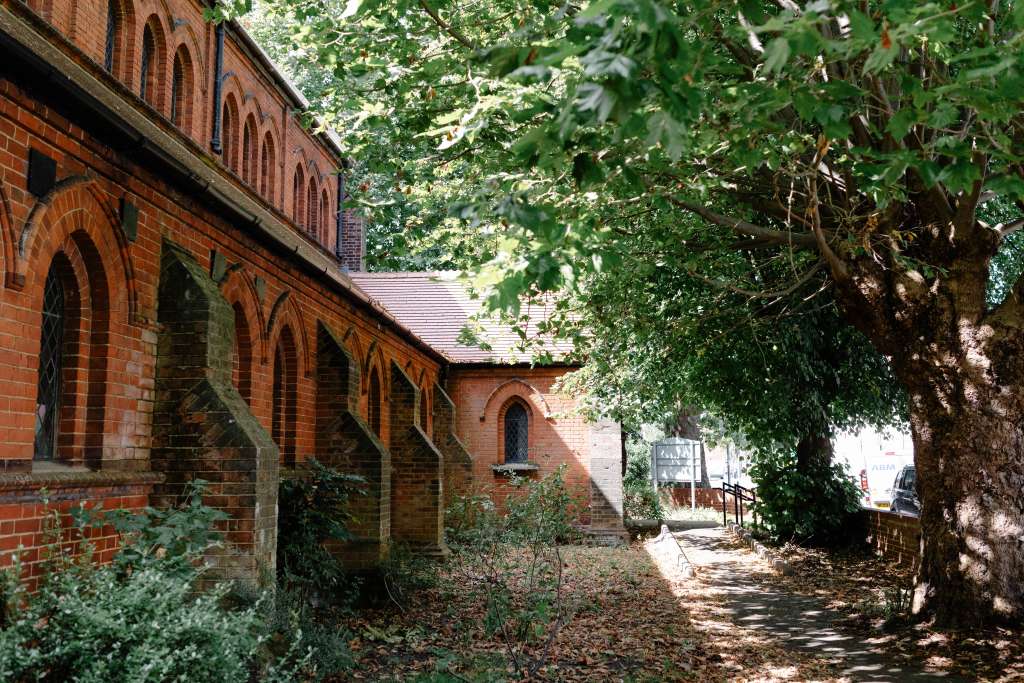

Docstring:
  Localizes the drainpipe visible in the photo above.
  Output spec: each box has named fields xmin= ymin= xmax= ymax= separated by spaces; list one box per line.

xmin=210 ymin=22 xmax=225 ymax=154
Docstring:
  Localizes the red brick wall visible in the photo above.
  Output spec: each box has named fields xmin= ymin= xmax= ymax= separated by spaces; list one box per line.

xmin=11 ymin=0 xmax=340 ymax=256
xmin=863 ymin=509 xmax=921 ymax=568
xmin=0 ymin=471 xmax=161 ymax=587
xmin=447 ymin=366 xmax=593 ymax=518
xmin=0 ymin=0 xmax=445 ymax=580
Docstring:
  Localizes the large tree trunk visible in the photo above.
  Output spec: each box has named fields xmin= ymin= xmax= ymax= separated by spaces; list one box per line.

xmin=900 ymin=363 xmax=1024 ymax=625
xmin=795 ymin=431 xmax=833 ymax=474
xmin=835 ymin=244 xmax=1024 ymax=625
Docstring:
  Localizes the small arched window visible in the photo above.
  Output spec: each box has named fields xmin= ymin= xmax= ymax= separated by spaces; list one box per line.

xmin=368 ymin=365 xmax=382 ymax=437
xmin=293 ymin=164 xmax=306 ymax=228
xmin=320 ymin=189 xmax=330 ymax=241
xmin=503 ymin=402 xmax=529 ymax=464
xmin=260 ymin=133 xmax=276 ymax=202
xmin=222 ymin=95 xmax=240 ymax=174
xmin=139 ymin=24 xmax=155 ymax=103
xmin=34 ymin=263 xmax=66 ymax=461
xmin=242 ymin=116 xmax=258 ymax=186
xmin=170 ymin=46 xmax=192 ymax=132
xmin=104 ymin=0 xmax=120 ymax=73
xmin=307 ymin=177 xmax=318 ymax=239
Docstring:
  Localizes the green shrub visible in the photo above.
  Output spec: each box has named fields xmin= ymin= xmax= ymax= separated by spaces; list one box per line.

xmin=0 ymin=483 xmax=309 ymax=682
xmin=277 ymin=459 xmax=364 ymax=600
xmin=623 ymin=438 xmax=663 ymax=520
xmin=748 ymin=446 xmax=861 ymax=543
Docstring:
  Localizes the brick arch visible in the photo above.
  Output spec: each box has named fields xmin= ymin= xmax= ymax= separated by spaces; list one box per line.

xmin=16 ymin=177 xmax=138 ymax=325
xmin=497 ymin=395 xmax=534 ymax=465
xmin=103 ymin=0 xmax=137 ymax=83
xmin=221 ymin=269 xmax=265 ymax=404
xmin=241 ymin=113 xmax=259 ymax=186
xmin=259 ymin=130 xmax=277 ymax=203
xmin=172 ymin=21 xmax=206 ymax=84
xmin=265 ymin=290 xmax=310 ymax=377
xmin=306 ymin=175 xmax=319 ymax=239
xmin=479 ymin=378 xmax=552 ymax=422
xmin=291 ymin=162 xmax=306 ymax=229
xmin=26 ymin=221 xmax=117 ymax=467
xmin=169 ymin=43 xmax=196 ymax=135
xmin=0 ymin=182 xmax=13 ymax=288
xmin=221 ymin=91 xmax=241 ymax=175
xmin=365 ymin=357 xmax=385 ymax=438
xmin=271 ymin=323 xmax=299 ymax=467
xmin=138 ymin=13 xmax=169 ymax=113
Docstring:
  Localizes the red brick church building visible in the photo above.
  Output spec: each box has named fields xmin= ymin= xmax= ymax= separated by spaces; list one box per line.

xmin=0 ymin=0 xmax=624 ymax=586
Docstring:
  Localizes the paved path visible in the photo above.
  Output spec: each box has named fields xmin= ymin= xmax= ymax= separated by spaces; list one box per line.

xmin=675 ymin=526 xmax=965 ymax=683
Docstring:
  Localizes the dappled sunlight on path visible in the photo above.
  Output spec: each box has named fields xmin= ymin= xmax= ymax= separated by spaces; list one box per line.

xmin=672 ymin=527 xmax=967 ymax=683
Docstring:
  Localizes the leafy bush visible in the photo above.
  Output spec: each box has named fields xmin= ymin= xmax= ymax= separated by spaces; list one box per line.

xmin=749 ymin=446 xmax=862 ymax=543
xmin=277 ymin=458 xmax=364 ymax=599
xmin=623 ymin=438 xmax=663 ymax=520
xmin=0 ymin=483 xmax=308 ymax=682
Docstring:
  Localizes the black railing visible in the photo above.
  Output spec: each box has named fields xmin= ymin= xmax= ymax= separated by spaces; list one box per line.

xmin=722 ymin=482 xmax=757 ymax=529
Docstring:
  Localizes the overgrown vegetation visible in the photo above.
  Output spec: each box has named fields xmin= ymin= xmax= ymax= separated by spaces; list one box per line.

xmin=749 ymin=447 xmax=862 ymax=544
xmin=0 ymin=483 xmax=307 ymax=682
xmin=443 ymin=467 xmax=584 ymax=678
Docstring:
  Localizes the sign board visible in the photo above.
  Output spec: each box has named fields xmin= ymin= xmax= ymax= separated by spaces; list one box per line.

xmin=651 ymin=438 xmax=702 ymax=484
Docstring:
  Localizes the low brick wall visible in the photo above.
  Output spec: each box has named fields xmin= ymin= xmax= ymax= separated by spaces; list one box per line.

xmin=0 ymin=471 xmax=163 ymax=588
xmin=660 ymin=485 xmax=724 ymax=509
xmin=862 ymin=509 xmax=920 ymax=568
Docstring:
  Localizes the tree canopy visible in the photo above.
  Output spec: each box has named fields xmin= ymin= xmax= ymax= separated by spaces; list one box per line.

xmin=229 ymin=0 xmax=1024 ymax=624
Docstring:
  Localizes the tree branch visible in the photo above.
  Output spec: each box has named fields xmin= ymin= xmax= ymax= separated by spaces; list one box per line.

xmin=418 ymin=0 xmax=476 ymax=50
xmin=667 ymin=197 xmax=819 ymax=249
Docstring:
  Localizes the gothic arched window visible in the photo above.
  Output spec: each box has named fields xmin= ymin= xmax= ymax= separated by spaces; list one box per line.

xmin=503 ymin=402 xmax=529 ymax=464
xmin=34 ymin=264 xmax=66 ymax=461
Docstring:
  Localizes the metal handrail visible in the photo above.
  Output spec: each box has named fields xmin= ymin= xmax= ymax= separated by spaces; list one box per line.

xmin=722 ymin=482 xmax=757 ymax=529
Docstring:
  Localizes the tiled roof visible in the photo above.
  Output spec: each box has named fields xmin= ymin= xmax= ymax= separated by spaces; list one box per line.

xmin=349 ymin=272 xmax=576 ymax=364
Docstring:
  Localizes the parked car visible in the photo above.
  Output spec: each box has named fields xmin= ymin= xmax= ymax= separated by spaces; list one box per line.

xmin=890 ymin=465 xmax=919 ymax=516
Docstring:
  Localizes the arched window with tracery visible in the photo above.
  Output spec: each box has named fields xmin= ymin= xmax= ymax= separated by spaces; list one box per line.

xmin=502 ymin=400 xmax=529 ymax=464
xmin=292 ymin=164 xmax=305 ymax=229
xmin=272 ymin=327 xmax=298 ymax=466
xmin=34 ymin=262 xmax=67 ymax=461
xmin=170 ymin=46 xmax=193 ymax=133
xmin=367 ymin=365 xmax=382 ymax=437
xmin=307 ymin=177 xmax=318 ymax=239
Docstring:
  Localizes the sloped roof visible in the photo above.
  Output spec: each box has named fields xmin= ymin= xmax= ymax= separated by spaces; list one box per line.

xmin=349 ymin=272 xmax=576 ymax=364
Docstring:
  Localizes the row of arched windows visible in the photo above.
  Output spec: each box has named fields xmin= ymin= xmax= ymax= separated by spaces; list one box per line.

xmin=104 ymin=1 xmax=194 ymax=134
xmin=99 ymin=1 xmax=333 ymax=248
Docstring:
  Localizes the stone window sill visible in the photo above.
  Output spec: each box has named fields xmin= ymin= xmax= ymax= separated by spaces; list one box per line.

xmin=491 ymin=462 xmax=539 ymax=475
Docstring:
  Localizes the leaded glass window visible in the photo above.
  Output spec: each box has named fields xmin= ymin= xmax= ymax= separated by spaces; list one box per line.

xmin=140 ymin=25 xmax=154 ymax=102
xmin=504 ymin=403 xmax=528 ymax=463
xmin=104 ymin=0 xmax=117 ymax=73
xmin=34 ymin=266 xmax=65 ymax=461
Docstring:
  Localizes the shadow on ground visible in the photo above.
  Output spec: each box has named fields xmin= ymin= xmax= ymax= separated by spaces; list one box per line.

xmin=677 ymin=527 xmax=968 ymax=683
